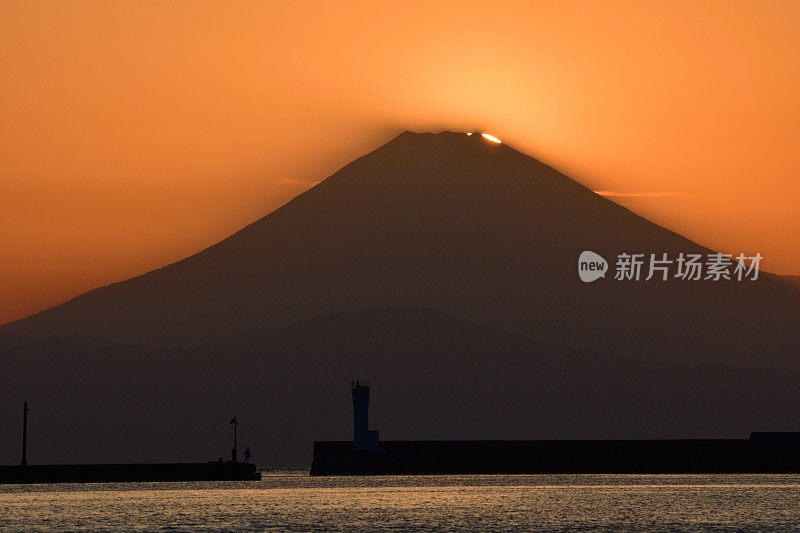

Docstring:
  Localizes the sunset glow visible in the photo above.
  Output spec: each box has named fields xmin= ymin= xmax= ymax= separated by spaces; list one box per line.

xmin=481 ymin=133 xmax=502 ymax=144
xmin=1 ymin=1 xmax=798 ymax=324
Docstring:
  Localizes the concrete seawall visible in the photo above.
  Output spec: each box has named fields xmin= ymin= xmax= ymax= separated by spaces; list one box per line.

xmin=0 ymin=462 xmax=261 ymax=484
xmin=311 ymin=436 xmax=800 ymax=475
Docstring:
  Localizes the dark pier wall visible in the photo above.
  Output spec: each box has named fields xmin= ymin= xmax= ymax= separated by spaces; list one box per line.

xmin=0 ymin=462 xmax=260 ymax=484
xmin=311 ymin=438 xmax=800 ymax=475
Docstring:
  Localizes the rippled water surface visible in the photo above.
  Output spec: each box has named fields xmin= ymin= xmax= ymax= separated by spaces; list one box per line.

xmin=2 ymin=472 xmax=800 ymax=531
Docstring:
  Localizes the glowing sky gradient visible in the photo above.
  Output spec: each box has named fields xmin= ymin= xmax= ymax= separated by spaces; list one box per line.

xmin=1 ymin=1 xmax=798 ymax=324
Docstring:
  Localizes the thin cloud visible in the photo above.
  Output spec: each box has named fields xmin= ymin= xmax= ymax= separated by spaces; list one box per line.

xmin=593 ymin=190 xmax=682 ymax=198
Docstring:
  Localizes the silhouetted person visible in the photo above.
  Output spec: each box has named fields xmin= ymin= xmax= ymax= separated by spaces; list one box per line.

xmin=244 ymin=446 xmax=251 ymax=463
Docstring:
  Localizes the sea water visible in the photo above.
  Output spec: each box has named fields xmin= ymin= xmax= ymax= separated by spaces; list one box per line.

xmin=1 ymin=471 xmax=799 ymax=531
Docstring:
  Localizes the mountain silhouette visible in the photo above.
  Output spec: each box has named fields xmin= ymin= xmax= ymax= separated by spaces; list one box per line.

xmin=2 ymin=306 xmax=800 ymax=465
xmin=783 ymin=275 xmax=800 ymax=289
xmin=3 ymin=130 xmax=798 ymax=368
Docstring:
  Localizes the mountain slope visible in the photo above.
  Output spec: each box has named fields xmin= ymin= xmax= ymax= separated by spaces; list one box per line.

xmin=3 ymin=131 xmax=799 ymax=367
xmin=782 ymin=275 xmax=800 ymax=289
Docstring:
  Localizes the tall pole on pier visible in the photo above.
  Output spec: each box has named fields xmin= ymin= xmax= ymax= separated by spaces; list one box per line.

xmin=21 ymin=401 xmax=28 ymax=467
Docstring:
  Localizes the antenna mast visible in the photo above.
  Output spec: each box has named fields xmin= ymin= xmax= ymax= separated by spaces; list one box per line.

xmin=21 ymin=401 xmax=28 ymax=467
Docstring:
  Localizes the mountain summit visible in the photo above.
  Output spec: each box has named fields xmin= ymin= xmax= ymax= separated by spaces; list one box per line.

xmin=4 ymin=131 xmax=799 ymax=367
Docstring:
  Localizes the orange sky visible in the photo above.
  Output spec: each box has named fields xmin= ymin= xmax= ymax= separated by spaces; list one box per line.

xmin=1 ymin=0 xmax=799 ymax=324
